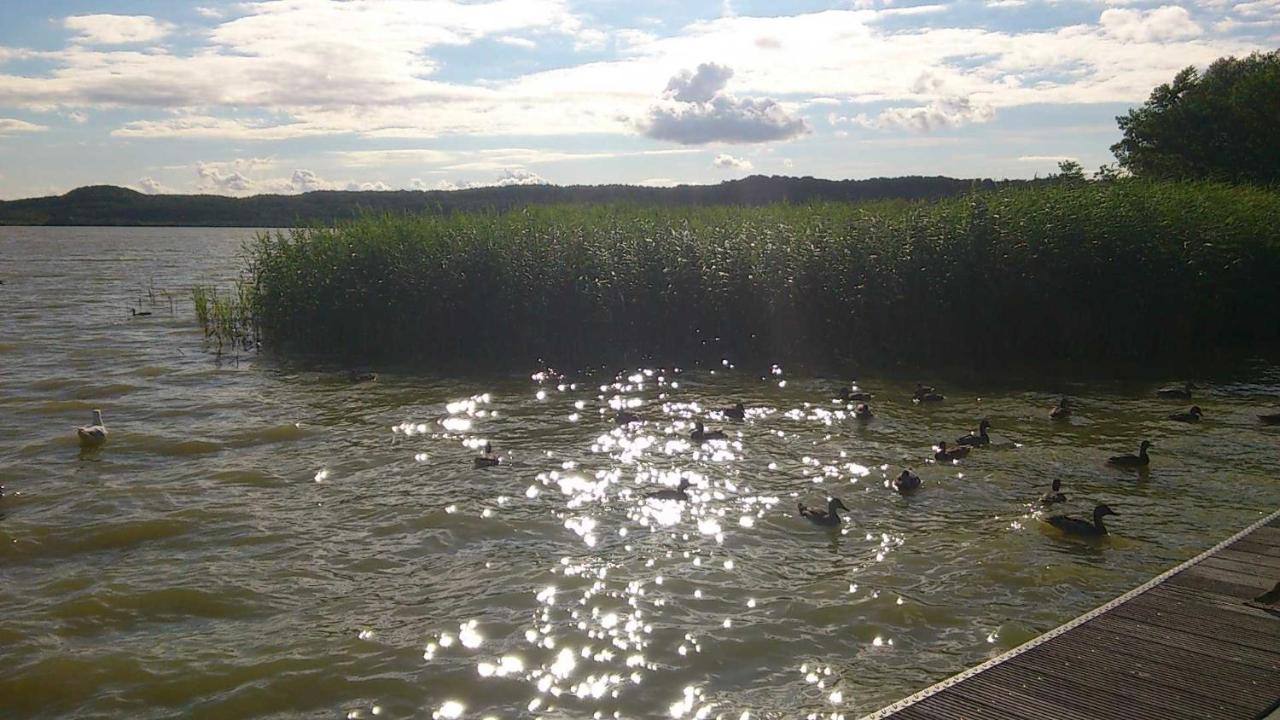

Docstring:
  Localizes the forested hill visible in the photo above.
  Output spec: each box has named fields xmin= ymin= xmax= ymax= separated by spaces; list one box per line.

xmin=0 ymin=175 xmax=1012 ymax=227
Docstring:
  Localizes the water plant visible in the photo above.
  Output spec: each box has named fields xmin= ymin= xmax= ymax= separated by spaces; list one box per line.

xmin=205 ymin=179 xmax=1280 ymax=373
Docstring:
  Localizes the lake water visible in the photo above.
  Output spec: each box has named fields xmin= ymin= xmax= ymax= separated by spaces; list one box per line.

xmin=1 ymin=226 xmax=1278 ymax=720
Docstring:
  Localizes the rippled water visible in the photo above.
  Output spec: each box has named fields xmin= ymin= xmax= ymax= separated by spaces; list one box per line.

xmin=1 ymin=226 xmax=1278 ymax=720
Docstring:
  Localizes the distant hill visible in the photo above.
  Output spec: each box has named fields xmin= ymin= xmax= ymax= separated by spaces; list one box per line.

xmin=0 ymin=175 xmax=1015 ymax=227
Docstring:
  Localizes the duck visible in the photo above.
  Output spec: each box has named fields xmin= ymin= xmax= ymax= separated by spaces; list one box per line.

xmin=473 ymin=442 xmax=500 ymax=468
xmin=836 ymin=387 xmax=873 ymax=402
xmin=797 ymin=497 xmax=850 ymax=526
xmin=77 ymin=409 xmax=108 ymax=447
xmin=129 ymin=307 xmax=152 ymax=317
xmin=893 ymin=469 xmax=921 ymax=495
xmin=854 ymin=402 xmax=874 ymax=420
xmin=1168 ymin=406 xmax=1202 ymax=423
xmin=645 ymin=478 xmax=691 ymax=501
xmin=1047 ymin=503 xmax=1118 ymax=537
xmin=1107 ymin=440 xmax=1151 ymax=468
xmin=1156 ymin=382 xmax=1192 ymax=399
xmin=934 ymin=441 xmax=969 ymax=462
xmin=1040 ymin=478 xmax=1067 ymax=504
xmin=348 ymin=368 xmax=377 ymax=383
xmin=615 ymin=410 xmax=642 ymax=425
xmin=913 ymin=384 xmax=944 ymax=403
xmin=956 ymin=419 xmax=992 ymax=447
xmin=1261 ymin=413 xmax=1280 ymax=425
xmin=721 ymin=402 xmax=746 ymax=421
xmin=690 ymin=421 xmax=727 ymax=443
xmin=1050 ymin=397 xmax=1071 ymax=420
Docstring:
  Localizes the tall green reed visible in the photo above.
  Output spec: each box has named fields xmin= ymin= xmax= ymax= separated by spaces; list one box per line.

xmin=222 ymin=179 xmax=1280 ymax=373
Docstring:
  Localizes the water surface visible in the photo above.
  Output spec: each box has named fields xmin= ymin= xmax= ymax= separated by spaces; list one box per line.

xmin=1 ymin=227 xmax=1278 ymax=719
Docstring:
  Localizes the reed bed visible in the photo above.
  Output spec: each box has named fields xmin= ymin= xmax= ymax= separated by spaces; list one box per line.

xmin=221 ymin=179 xmax=1280 ymax=372
xmin=192 ymin=282 xmax=256 ymax=354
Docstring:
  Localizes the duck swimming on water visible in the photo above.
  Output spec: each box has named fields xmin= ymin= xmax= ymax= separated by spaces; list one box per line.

xmin=721 ymin=402 xmax=746 ymax=421
xmin=474 ymin=442 xmax=500 ymax=468
xmin=837 ymin=387 xmax=874 ymax=402
xmin=893 ymin=470 xmax=921 ymax=495
xmin=1169 ymin=406 xmax=1203 ymax=423
xmin=645 ymin=478 xmax=691 ymax=501
xmin=913 ymin=384 xmax=944 ymax=403
xmin=1261 ymin=413 xmax=1280 ymax=425
xmin=798 ymin=497 xmax=850 ymax=526
xmin=956 ymin=419 xmax=992 ymax=447
xmin=854 ymin=402 xmax=873 ymax=420
xmin=615 ymin=410 xmax=642 ymax=425
xmin=1156 ymin=382 xmax=1192 ymax=399
xmin=77 ymin=410 xmax=108 ymax=447
xmin=1050 ymin=397 xmax=1071 ymax=420
xmin=1040 ymin=478 xmax=1067 ymax=504
xmin=1048 ymin=503 xmax=1118 ymax=537
xmin=690 ymin=421 xmax=727 ymax=443
xmin=934 ymin=441 xmax=969 ymax=462
xmin=1107 ymin=440 xmax=1151 ymax=468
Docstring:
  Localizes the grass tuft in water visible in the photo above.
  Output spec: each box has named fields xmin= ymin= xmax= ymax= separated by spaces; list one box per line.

xmin=210 ymin=179 xmax=1280 ymax=372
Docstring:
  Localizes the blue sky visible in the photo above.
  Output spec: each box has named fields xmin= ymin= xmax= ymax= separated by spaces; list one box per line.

xmin=0 ymin=0 xmax=1274 ymax=199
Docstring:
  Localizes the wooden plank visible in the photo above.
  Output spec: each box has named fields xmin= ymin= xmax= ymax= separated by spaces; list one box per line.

xmin=1020 ymin=633 xmax=1277 ymax=712
xmin=1085 ymin=613 xmax=1280 ymax=672
xmin=1179 ymin=561 xmax=1277 ymax=591
xmin=1109 ymin=598 xmax=1280 ymax=650
xmin=866 ymin=511 xmax=1280 ymax=720
xmin=1200 ymin=554 xmax=1280 ymax=580
xmin=1229 ymin=539 xmax=1280 ymax=559
xmin=1149 ymin=582 xmax=1280 ymax=623
xmin=1064 ymin=622 xmax=1280 ymax=699
xmin=1247 ymin=526 xmax=1280 ymax=547
xmin=965 ymin=661 xmax=1219 ymax=720
xmin=1163 ymin=566 xmax=1274 ymax=599
xmin=1216 ymin=547 xmax=1280 ymax=572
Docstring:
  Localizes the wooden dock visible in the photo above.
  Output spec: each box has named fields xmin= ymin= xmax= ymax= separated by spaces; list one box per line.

xmin=863 ymin=509 xmax=1280 ymax=720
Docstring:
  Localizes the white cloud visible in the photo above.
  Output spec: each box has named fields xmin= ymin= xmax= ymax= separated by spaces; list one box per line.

xmin=0 ymin=118 xmax=48 ymax=135
xmin=490 ymin=168 xmax=549 ymax=186
xmin=643 ymin=63 xmax=809 ymax=144
xmin=496 ymin=36 xmax=537 ymax=49
xmin=1100 ymin=6 xmax=1202 ymax=43
xmin=638 ymin=177 xmax=680 ymax=186
xmin=135 ymin=177 xmax=168 ymax=194
xmin=290 ymin=169 xmax=325 ymax=192
xmin=64 ymin=14 xmax=173 ymax=45
xmin=712 ymin=153 xmax=753 ymax=170
xmin=195 ymin=7 xmax=225 ymax=19
xmin=1018 ymin=155 xmax=1077 ymax=162
xmin=855 ymin=96 xmax=996 ymax=132
xmin=666 ymin=62 xmax=734 ymax=103
xmin=65 ymin=111 xmax=88 ymax=124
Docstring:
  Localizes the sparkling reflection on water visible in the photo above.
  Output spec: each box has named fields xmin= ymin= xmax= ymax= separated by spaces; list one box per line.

xmin=0 ymin=227 xmax=1278 ymax=720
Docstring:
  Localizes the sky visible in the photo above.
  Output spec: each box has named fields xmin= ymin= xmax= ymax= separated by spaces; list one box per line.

xmin=0 ymin=0 xmax=1274 ymax=199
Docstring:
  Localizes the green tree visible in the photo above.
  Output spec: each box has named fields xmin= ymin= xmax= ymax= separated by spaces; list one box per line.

xmin=1054 ymin=160 xmax=1086 ymax=183
xmin=1112 ymin=49 xmax=1280 ymax=185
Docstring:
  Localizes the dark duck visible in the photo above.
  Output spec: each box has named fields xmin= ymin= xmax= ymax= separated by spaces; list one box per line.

xmin=645 ymin=478 xmax=691 ymax=501
xmin=474 ymin=442 xmax=500 ymax=468
xmin=798 ymin=497 xmax=850 ymax=526
xmin=934 ymin=441 xmax=970 ymax=462
xmin=721 ymin=402 xmax=746 ymax=420
xmin=1050 ymin=397 xmax=1071 ymax=420
xmin=1168 ymin=406 xmax=1202 ymax=423
xmin=893 ymin=470 xmax=921 ymax=495
xmin=913 ymin=384 xmax=944 ymax=403
xmin=956 ymin=419 xmax=992 ymax=447
xmin=837 ymin=387 xmax=873 ymax=402
xmin=690 ymin=421 xmax=727 ymax=443
xmin=1107 ymin=440 xmax=1151 ymax=468
xmin=1260 ymin=413 xmax=1280 ymax=425
xmin=854 ymin=402 xmax=874 ymax=420
xmin=1040 ymin=478 xmax=1067 ymax=504
xmin=1048 ymin=504 xmax=1118 ymax=537
xmin=615 ymin=410 xmax=642 ymax=425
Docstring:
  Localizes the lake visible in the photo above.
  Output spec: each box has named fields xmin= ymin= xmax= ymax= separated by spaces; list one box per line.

xmin=1 ymin=226 xmax=1277 ymax=719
